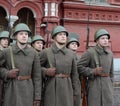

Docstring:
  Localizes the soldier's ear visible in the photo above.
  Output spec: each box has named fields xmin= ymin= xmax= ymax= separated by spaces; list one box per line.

xmin=95 ymin=38 xmax=98 ymax=44
xmin=14 ymin=35 xmax=17 ymax=40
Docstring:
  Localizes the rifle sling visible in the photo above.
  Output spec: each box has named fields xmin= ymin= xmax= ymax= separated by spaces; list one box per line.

xmin=9 ymin=46 xmax=16 ymax=69
xmin=45 ymin=48 xmax=53 ymax=68
xmin=91 ymin=48 xmax=99 ymax=68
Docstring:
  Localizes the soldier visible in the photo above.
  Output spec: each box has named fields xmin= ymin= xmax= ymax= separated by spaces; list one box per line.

xmin=66 ymin=33 xmax=80 ymax=60
xmin=77 ymin=29 xmax=113 ymax=106
xmin=66 ymin=33 xmax=82 ymax=106
xmin=39 ymin=25 xmax=79 ymax=106
xmin=0 ymin=23 xmax=41 ymax=106
xmin=31 ymin=35 xmax=45 ymax=106
xmin=31 ymin=35 xmax=45 ymax=52
xmin=0 ymin=31 xmax=9 ymax=50
xmin=0 ymin=31 xmax=10 ymax=106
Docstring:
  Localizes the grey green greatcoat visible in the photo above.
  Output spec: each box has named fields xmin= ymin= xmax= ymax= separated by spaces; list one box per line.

xmin=0 ymin=65 xmax=3 ymax=106
xmin=74 ymin=53 xmax=82 ymax=106
xmin=77 ymin=45 xmax=113 ymax=106
xmin=0 ymin=44 xmax=41 ymax=106
xmin=40 ymin=43 xmax=79 ymax=106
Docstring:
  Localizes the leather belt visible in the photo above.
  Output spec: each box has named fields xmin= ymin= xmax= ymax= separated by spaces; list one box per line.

xmin=55 ymin=74 xmax=70 ymax=78
xmin=17 ymin=75 xmax=31 ymax=80
xmin=99 ymin=73 xmax=109 ymax=77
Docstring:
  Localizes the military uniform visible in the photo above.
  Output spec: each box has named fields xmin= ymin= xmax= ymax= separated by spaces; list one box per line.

xmin=75 ymin=54 xmax=82 ymax=106
xmin=0 ymin=51 xmax=3 ymax=106
xmin=40 ymin=26 xmax=79 ymax=106
xmin=66 ymin=33 xmax=82 ymax=106
xmin=77 ymin=29 xmax=113 ymax=106
xmin=40 ymin=43 xmax=79 ymax=106
xmin=0 ymin=31 xmax=10 ymax=106
xmin=0 ymin=23 xmax=42 ymax=106
xmin=31 ymin=35 xmax=46 ymax=106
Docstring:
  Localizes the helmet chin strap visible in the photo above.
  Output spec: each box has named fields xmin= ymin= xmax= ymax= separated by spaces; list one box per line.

xmin=55 ymin=42 xmax=65 ymax=49
xmin=97 ymin=43 xmax=104 ymax=49
xmin=17 ymin=41 xmax=27 ymax=49
xmin=19 ymin=40 xmax=27 ymax=45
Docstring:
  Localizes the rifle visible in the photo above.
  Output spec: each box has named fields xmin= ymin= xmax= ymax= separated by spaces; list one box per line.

xmin=86 ymin=0 xmax=91 ymax=50
xmin=82 ymin=0 xmax=91 ymax=106
xmin=40 ymin=21 xmax=50 ymax=106
xmin=6 ymin=0 xmax=12 ymax=43
xmin=45 ymin=21 xmax=51 ymax=48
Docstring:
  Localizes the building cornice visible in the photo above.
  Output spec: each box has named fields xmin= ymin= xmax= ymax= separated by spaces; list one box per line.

xmin=62 ymin=1 xmax=120 ymax=25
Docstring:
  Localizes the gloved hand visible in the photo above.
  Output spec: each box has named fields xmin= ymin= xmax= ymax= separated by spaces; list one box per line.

xmin=45 ymin=67 xmax=56 ymax=77
xmin=33 ymin=100 xmax=40 ymax=106
xmin=94 ymin=67 xmax=103 ymax=76
xmin=7 ymin=68 xmax=19 ymax=78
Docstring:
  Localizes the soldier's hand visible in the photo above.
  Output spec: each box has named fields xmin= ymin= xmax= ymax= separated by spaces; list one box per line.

xmin=33 ymin=100 xmax=40 ymax=106
xmin=7 ymin=68 xmax=19 ymax=78
xmin=94 ymin=67 xmax=103 ymax=76
xmin=45 ymin=67 xmax=56 ymax=77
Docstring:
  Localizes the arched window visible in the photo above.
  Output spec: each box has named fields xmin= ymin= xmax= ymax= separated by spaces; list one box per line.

xmin=14 ymin=8 xmax=35 ymax=36
xmin=0 ymin=6 xmax=7 ymax=31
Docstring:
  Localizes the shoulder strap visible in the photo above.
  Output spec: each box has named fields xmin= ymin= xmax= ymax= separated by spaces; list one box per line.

xmin=45 ymin=48 xmax=53 ymax=68
xmin=91 ymin=48 xmax=99 ymax=68
xmin=9 ymin=46 xmax=16 ymax=69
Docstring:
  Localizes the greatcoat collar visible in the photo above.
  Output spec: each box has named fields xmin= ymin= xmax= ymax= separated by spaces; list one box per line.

xmin=12 ymin=44 xmax=29 ymax=55
xmin=95 ymin=44 xmax=109 ymax=55
xmin=51 ymin=43 xmax=67 ymax=55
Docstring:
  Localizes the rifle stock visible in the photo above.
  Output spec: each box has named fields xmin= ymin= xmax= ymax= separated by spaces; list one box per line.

xmin=82 ymin=26 xmax=89 ymax=106
xmin=81 ymin=77 xmax=87 ymax=106
xmin=82 ymin=16 xmax=89 ymax=106
xmin=82 ymin=0 xmax=91 ymax=105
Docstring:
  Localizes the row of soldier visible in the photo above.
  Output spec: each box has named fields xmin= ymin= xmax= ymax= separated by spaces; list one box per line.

xmin=0 ymin=23 xmax=113 ymax=106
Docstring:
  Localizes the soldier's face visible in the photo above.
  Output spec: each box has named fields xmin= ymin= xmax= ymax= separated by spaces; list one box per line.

xmin=68 ymin=42 xmax=78 ymax=51
xmin=16 ymin=31 xmax=28 ymax=44
xmin=55 ymin=32 xmax=67 ymax=45
xmin=32 ymin=40 xmax=44 ymax=52
xmin=96 ymin=35 xmax=109 ymax=47
xmin=0 ymin=38 xmax=9 ymax=48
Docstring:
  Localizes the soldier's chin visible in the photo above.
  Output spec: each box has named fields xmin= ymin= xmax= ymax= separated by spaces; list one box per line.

xmin=103 ymin=44 xmax=108 ymax=47
xmin=59 ymin=43 xmax=66 ymax=45
xmin=58 ymin=41 xmax=66 ymax=45
xmin=20 ymin=42 xmax=27 ymax=45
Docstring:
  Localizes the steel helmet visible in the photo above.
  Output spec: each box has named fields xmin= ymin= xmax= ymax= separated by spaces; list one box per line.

xmin=66 ymin=33 xmax=80 ymax=47
xmin=66 ymin=37 xmax=80 ymax=48
xmin=94 ymin=29 xmax=110 ymax=42
xmin=51 ymin=25 xmax=68 ymax=39
xmin=31 ymin=35 xmax=45 ymax=45
xmin=0 ymin=31 xmax=9 ymax=39
xmin=13 ymin=23 xmax=31 ymax=37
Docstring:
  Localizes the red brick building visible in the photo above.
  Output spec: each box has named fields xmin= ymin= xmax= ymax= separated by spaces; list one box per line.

xmin=0 ymin=1 xmax=120 ymax=65
xmin=0 ymin=0 xmax=120 ymax=56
